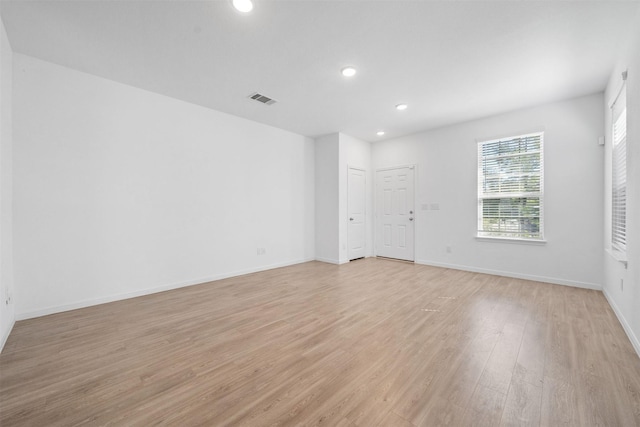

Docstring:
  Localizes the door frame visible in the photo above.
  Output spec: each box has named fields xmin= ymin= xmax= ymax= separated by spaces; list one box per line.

xmin=374 ymin=164 xmax=417 ymax=261
xmin=347 ymin=166 xmax=367 ymax=261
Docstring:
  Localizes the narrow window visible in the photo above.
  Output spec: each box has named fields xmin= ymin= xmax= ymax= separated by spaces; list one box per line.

xmin=477 ymin=133 xmax=544 ymax=240
xmin=611 ymin=84 xmax=627 ymax=254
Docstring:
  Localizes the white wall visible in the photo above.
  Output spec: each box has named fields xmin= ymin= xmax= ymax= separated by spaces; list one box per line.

xmin=13 ymin=54 xmax=315 ymax=319
xmin=373 ymin=93 xmax=605 ymax=289
xmin=315 ymin=133 xmax=339 ymax=263
xmin=603 ymin=10 xmax=640 ymax=354
xmin=0 ymin=17 xmax=15 ymax=351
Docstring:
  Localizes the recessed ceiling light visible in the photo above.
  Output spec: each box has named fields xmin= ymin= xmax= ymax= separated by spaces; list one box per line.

xmin=341 ymin=66 xmax=357 ymax=77
xmin=377 ymin=131 xmax=385 ymax=136
xmin=396 ymin=103 xmax=408 ymax=111
xmin=232 ymin=0 xmax=254 ymax=13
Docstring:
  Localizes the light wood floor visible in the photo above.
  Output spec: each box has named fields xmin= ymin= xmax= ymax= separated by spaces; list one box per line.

xmin=2 ymin=259 xmax=640 ymax=426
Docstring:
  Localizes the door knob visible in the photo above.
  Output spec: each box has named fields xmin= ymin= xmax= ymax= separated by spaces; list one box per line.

xmin=350 ymin=217 xmax=354 ymax=221
xmin=409 ymin=217 xmax=414 ymax=221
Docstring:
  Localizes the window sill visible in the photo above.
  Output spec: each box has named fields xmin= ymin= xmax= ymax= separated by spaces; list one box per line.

xmin=606 ymin=248 xmax=628 ymax=268
xmin=475 ymin=236 xmax=547 ymax=245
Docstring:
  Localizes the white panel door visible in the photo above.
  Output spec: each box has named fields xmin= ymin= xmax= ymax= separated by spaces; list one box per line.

xmin=348 ymin=167 xmax=366 ymax=260
xmin=376 ymin=167 xmax=415 ymax=261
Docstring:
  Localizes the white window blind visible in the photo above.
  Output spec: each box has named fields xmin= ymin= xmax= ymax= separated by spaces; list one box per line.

xmin=612 ymin=87 xmax=627 ymax=253
xmin=477 ymin=132 xmax=544 ymax=240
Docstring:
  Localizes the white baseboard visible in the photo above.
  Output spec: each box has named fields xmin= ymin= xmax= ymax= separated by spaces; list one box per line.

xmin=415 ymin=259 xmax=602 ymax=290
xmin=16 ymin=257 xmax=315 ymax=321
xmin=603 ymin=289 xmax=640 ymax=358
xmin=1 ymin=319 xmax=15 ymax=353
xmin=314 ymin=257 xmax=343 ymax=265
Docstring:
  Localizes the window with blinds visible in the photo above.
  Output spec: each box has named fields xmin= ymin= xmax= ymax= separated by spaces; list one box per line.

xmin=477 ymin=132 xmax=544 ymax=240
xmin=612 ymin=96 xmax=627 ymax=254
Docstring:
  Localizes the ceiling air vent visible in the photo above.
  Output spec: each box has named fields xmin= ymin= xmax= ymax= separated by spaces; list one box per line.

xmin=249 ymin=92 xmax=277 ymax=106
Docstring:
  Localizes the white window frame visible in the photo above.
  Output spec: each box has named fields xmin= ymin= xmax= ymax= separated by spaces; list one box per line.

xmin=477 ymin=132 xmax=544 ymax=242
xmin=611 ymin=85 xmax=627 ymax=257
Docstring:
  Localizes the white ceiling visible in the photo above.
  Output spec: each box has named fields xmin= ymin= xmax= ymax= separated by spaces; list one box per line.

xmin=1 ymin=0 xmax=638 ymax=142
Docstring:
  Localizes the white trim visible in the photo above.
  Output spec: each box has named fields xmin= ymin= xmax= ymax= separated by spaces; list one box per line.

xmin=606 ymin=248 xmax=628 ymax=268
xmin=415 ymin=259 xmax=602 ymax=290
xmin=477 ymin=131 xmax=544 ymax=146
xmin=0 ymin=319 xmax=15 ymax=353
xmin=314 ymin=257 xmax=348 ymax=265
xmin=603 ymin=289 xmax=640 ymax=359
xmin=608 ymin=72 xmax=627 ymax=109
xmin=375 ymin=164 xmax=416 ymax=172
xmin=474 ymin=128 xmax=546 ymax=146
xmin=475 ymin=236 xmax=547 ymax=245
xmin=15 ymin=258 xmax=315 ymax=320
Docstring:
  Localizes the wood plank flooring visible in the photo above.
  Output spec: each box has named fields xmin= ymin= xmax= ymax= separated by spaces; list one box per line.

xmin=1 ymin=258 xmax=640 ymax=426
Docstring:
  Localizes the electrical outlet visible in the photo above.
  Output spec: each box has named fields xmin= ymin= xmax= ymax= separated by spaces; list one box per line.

xmin=256 ymin=248 xmax=266 ymax=255
xmin=446 ymin=246 xmax=452 ymax=254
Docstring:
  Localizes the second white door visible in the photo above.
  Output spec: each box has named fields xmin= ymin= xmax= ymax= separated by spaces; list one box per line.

xmin=348 ymin=167 xmax=366 ymax=260
xmin=376 ymin=167 xmax=415 ymax=261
